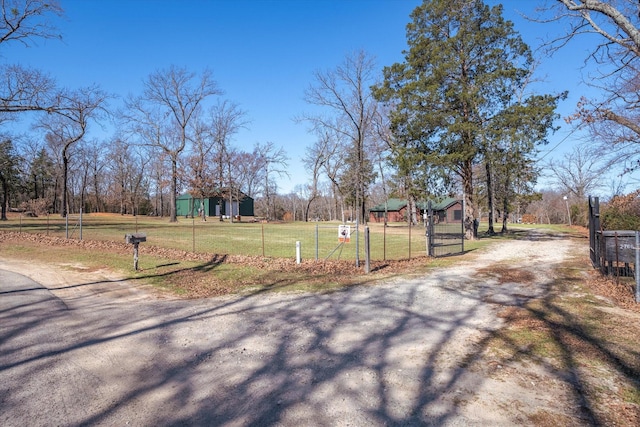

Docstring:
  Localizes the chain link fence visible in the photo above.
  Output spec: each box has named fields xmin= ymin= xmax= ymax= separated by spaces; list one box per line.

xmin=5 ymin=213 xmax=430 ymax=262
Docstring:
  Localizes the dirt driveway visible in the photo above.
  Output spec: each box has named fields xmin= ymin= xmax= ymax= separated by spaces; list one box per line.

xmin=1 ymin=230 xmax=586 ymax=426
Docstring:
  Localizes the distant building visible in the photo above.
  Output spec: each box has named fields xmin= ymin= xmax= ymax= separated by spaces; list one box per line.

xmin=368 ymin=198 xmax=412 ymax=223
xmin=369 ymin=197 xmax=462 ymax=223
xmin=176 ymin=192 xmax=254 ymax=218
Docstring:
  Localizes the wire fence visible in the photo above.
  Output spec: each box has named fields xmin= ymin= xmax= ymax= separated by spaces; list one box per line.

xmin=4 ymin=213 xmax=431 ymax=262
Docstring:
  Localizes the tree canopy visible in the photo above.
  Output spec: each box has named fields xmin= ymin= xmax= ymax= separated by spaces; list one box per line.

xmin=542 ymin=1 xmax=640 ymax=172
xmin=373 ymin=0 xmax=563 ymax=237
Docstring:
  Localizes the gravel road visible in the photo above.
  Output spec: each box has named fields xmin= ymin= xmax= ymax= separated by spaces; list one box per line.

xmin=0 ymin=230 xmax=580 ymax=426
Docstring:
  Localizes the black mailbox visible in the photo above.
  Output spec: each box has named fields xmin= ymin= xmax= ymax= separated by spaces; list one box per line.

xmin=600 ymin=230 xmax=636 ymax=264
xmin=125 ymin=233 xmax=146 ymax=270
xmin=125 ymin=233 xmax=147 ymax=244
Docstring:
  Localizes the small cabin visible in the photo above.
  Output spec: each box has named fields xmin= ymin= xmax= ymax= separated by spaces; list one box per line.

xmin=369 ymin=197 xmax=462 ymax=224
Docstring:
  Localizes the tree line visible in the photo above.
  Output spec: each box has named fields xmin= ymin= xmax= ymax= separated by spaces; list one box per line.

xmin=1 ymin=1 xmax=638 ymax=237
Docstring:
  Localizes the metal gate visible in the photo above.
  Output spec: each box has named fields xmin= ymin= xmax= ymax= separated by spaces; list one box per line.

xmin=426 ymin=200 xmax=465 ymax=257
xmin=588 ymin=195 xmax=601 ymax=268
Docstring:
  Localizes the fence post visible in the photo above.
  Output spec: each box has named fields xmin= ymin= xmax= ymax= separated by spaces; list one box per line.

xmin=192 ymin=214 xmax=195 ymax=252
xmin=261 ymin=223 xmax=265 ymax=257
xmin=383 ymin=221 xmax=387 ymax=261
xmin=355 ymin=218 xmax=360 ymax=268
xmin=461 ymin=198 xmax=465 ymax=253
xmin=315 ymin=224 xmax=319 ymax=261
xmin=408 ymin=218 xmax=412 ymax=259
xmin=364 ymin=226 xmax=370 ymax=274
xmin=634 ymin=231 xmax=640 ymax=303
xmin=79 ymin=207 xmax=83 ymax=241
xmin=65 ymin=213 xmax=69 ymax=239
xmin=427 ymin=201 xmax=433 ymax=257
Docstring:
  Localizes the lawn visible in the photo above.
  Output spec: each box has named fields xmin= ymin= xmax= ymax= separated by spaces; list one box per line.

xmin=2 ymin=212 xmax=441 ymax=261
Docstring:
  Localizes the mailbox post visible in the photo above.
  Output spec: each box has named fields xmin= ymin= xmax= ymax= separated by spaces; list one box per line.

xmin=125 ymin=233 xmax=147 ymax=270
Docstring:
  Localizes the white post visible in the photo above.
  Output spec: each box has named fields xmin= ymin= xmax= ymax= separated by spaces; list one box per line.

xmin=563 ymin=196 xmax=572 ymax=226
xmin=296 ymin=241 xmax=301 ymax=264
xmin=364 ymin=226 xmax=370 ymax=274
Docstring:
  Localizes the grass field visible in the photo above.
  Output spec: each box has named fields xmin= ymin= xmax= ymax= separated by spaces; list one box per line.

xmin=0 ymin=212 xmax=442 ymax=261
xmin=0 ymin=213 xmax=573 ymax=297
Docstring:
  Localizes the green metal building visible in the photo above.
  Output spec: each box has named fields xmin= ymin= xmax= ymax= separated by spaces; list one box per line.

xmin=176 ymin=193 xmax=254 ymax=218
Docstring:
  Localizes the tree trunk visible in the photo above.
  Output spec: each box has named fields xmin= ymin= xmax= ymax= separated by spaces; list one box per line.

xmin=52 ymin=175 xmax=59 ymax=215
xmin=500 ymin=168 xmax=512 ymax=234
xmin=93 ymin=170 xmax=102 ymax=212
xmin=462 ymin=159 xmax=476 ymax=240
xmin=80 ymin=168 xmax=88 ymax=215
xmin=0 ymin=175 xmax=7 ymax=220
xmin=158 ymin=179 xmax=164 ymax=217
xmin=62 ymin=152 xmax=69 ymax=218
xmin=169 ymin=157 xmax=178 ymax=222
xmin=120 ymin=178 xmax=126 ymax=215
xmin=32 ymin=172 xmax=38 ymax=201
xmin=501 ymin=195 xmax=509 ymax=233
xmin=304 ymin=192 xmax=318 ymax=222
xmin=485 ymin=161 xmax=495 ymax=235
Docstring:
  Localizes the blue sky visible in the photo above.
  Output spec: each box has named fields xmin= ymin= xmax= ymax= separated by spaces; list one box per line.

xmin=4 ymin=0 xmax=633 ymax=195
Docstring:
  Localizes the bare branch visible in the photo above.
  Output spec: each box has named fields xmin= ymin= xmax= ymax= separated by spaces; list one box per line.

xmin=0 ymin=0 xmax=63 ymax=47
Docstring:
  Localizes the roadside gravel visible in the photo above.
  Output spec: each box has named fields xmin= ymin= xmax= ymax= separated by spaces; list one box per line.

xmin=1 ymin=229 xmax=581 ymax=426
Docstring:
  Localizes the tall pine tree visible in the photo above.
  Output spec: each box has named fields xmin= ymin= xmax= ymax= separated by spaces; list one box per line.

xmin=373 ymin=0 xmax=562 ymax=238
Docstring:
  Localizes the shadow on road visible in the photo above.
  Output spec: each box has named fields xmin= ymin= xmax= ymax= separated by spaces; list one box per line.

xmin=1 ymin=230 xmax=633 ymax=426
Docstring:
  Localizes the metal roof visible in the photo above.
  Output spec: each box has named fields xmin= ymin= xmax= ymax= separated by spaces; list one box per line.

xmin=369 ymin=197 xmax=459 ymax=212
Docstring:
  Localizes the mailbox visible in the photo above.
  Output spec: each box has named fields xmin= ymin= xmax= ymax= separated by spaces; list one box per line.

xmin=125 ymin=233 xmax=147 ymax=244
xmin=125 ymin=233 xmax=146 ymax=271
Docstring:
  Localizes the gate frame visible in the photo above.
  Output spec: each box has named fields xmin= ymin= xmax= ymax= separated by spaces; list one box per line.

xmin=426 ymin=200 xmax=465 ymax=257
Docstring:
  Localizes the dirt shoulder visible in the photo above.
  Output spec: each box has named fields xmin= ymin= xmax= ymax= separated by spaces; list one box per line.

xmin=0 ymin=230 xmax=433 ymax=298
xmin=0 ymin=256 xmax=160 ymax=306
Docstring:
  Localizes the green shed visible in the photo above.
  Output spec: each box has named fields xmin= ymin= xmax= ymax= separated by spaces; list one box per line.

xmin=176 ymin=193 xmax=254 ymax=218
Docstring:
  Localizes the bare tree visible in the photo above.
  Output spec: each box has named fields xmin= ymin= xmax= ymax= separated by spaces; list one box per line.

xmin=188 ymin=113 xmax=218 ymax=220
xmin=86 ymin=140 xmax=106 ymax=212
xmin=0 ymin=1 xmax=62 ymax=216
xmin=0 ymin=1 xmax=63 ymax=116
xmin=0 ymin=64 xmax=58 ymax=116
xmin=148 ymin=148 xmax=170 ymax=217
xmin=186 ymin=100 xmax=247 ymax=221
xmin=123 ymin=66 xmax=220 ymax=222
xmin=302 ymin=129 xmax=334 ymax=222
xmin=0 ymin=0 xmax=62 ymax=46
xmin=36 ymin=85 xmax=108 ymax=217
xmin=539 ymin=1 xmax=640 ymax=167
xmin=254 ymin=141 xmax=289 ymax=220
xmin=301 ymin=50 xmax=379 ymax=223
xmin=106 ymin=137 xmax=149 ymax=215
xmin=547 ymin=143 xmax=607 ymax=201
xmin=234 ymin=149 xmax=262 ymax=199
xmin=526 ymin=190 xmax=568 ymax=224
xmin=206 ymin=100 xmax=247 ymax=221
